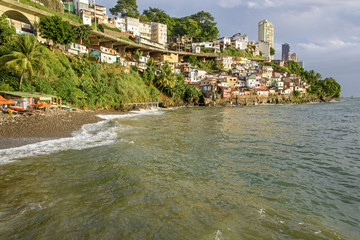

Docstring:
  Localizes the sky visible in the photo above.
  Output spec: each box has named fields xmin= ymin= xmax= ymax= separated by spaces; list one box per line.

xmin=96 ymin=0 xmax=360 ymax=97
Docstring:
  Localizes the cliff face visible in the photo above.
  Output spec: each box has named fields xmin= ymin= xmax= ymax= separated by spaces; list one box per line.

xmin=36 ymin=0 xmax=64 ymax=14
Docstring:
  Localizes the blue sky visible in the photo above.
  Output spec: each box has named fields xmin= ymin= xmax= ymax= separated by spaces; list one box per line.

xmin=96 ymin=0 xmax=360 ymax=97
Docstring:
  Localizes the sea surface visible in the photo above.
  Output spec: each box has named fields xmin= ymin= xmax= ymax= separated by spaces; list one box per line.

xmin=1 ymin=98 xmax=359 ymax=239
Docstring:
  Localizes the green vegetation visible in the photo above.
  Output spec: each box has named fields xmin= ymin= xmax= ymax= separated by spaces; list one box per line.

xmin=110 ymin=0 xmax=140 ymax=18
xmin=0 ymin=16 xmax=202 ymax=108
xmin=270 ymin=47 xmax=275 ymax=56
xmin=39 ymin=16 xmax=75 ymax=49
xmin=74 ymin=25 xmax=92 ymax=44
xmin=109 ymin=0 xmax=219 ymax=41
xmin=19 ymin=0 xmax=82 ymax=24
xmin=0 ymin=34 xmax=47 ymax=90
xmin=267 ymin=60 xmax=341 ymax=98
xmin=0 ymin=42 xmax=158 ymax=108
xmin=0 ymin=14 xmax=15 ymax=43
xmin=223 ymin=47 xmax=251 ymax=58
xmin=99 ymin=23 xmax=122 ymax=33
xmin=293 ymin=90 xmax=301 ymax=97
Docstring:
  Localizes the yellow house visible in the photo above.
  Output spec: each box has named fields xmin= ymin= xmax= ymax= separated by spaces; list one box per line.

xmin=161 ymin=53 xmax=179 ymax=63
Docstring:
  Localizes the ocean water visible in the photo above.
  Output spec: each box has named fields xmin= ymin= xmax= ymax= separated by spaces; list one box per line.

xmin=0 ymin=99 xmax=359 ymax=239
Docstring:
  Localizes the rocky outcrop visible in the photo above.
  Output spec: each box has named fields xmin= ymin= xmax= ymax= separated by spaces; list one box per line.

xmin=35 ymin=0 xmax=64 ymax=14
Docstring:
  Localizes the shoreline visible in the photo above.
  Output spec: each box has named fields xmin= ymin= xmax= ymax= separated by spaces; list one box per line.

xmin=0 ymin=99 xmax=339 ymax=150
xmin=0 ymin=110 xmax=114 ymax=150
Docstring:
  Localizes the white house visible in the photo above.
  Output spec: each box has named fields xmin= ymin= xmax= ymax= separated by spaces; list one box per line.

xmin=125 ymin=17 xmax=140 ymax=36
xmin=217 ymin=37 xmax=231 ymax=46
xmin=109 ymin=17 xmax=126 ymax=32
xmin=65 ymin=43 xmax=88 ymax=55
xmin=216 ymin=57 xmax=233 ymax=70
xmin=80 ymin=10 xmax=92 ymax=26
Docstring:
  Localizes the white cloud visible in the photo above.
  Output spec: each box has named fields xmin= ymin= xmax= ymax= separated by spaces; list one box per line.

xmin=217 ymin=0 xmax=243 ymax=8
xmin=298 ymin=39 xmax=359 ymax=52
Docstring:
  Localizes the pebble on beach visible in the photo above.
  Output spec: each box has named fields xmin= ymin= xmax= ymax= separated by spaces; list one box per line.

xmin=0 ymin=110 xmax=104 ymax=149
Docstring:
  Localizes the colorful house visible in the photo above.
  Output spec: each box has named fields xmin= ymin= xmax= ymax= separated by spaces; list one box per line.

xmin=0 ymin=91 xmax=61 ymax=110
xmin=220 ymin=86 xmax=231 ymax=98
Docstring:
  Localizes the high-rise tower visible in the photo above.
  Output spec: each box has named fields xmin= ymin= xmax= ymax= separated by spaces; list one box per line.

xmin=282 ymin=43 xmax=290 ymax=62
xmin=258 ymin=19 xmax=274 ymax=48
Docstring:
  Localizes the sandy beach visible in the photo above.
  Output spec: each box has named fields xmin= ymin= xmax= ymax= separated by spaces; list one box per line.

xmin=0 ymin=110 xmax=110 ymax=149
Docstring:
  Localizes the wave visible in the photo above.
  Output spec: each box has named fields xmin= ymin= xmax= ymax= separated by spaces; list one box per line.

xmin=0 ymin=108 xmax=164 ymax=164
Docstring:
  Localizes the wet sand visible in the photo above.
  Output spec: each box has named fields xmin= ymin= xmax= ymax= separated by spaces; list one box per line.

xmin=0 ymin=110 xmax=113 ymax=149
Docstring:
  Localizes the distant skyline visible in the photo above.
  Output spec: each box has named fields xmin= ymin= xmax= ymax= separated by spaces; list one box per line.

xmin=96 ymin=0 xmax=360 ymax=97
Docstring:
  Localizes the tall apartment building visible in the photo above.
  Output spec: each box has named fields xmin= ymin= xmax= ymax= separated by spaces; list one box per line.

xmin=88 ymin=4 xmax=108 ymax=23
xmin=139 ymin=22 xmax=152 ymax=40
xmin=258 ymin=19 xmax=274 ymax=48
xmin=125 ymin=17 xmax=140 ymax=36
xmin=282 ymin=43 xmax=290 ymax=62
xmin=74 ymin=0 xmax=89 ymax=15
xmin=151 ymin=22 xmax=167 ymax=45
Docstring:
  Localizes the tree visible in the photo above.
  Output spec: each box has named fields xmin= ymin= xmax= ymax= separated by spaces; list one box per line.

xmin=142 ymin=8 xmax=175 ymax=35
xmin=134 ymin=49 xmax=143 ymax=69
xmin=146 ymin=57 xmax=156 ymax=70
xmin=74 ymin=24 xmax=92 ymax=44
xmin=110 ymin=0 xmax=139 ymax=18
xmin=173 ymin=17 xmax=201 ymax=38
xmin=270 ymin=47 xmax=275 ymax=56
xmin=321 ymin=77 xmax=341 ymax=97
xmin=0 ymin=34 xmax=47 ymax=90
xmin=189 ymin=11 xmax=219 ymax=41
xmin=187 ymin=55 xmax=198 ymax=66
xmin=293 ymin=90 xmax=301 ymax=97
xmin=156 ymin=61 xmax=176 ymax=90
xmin=185 ymin=85 xmax=201 ymax=103
xmin=0 ymin=14 xmax=15 ymax=43
xmin=39 ymin=16 xmax=75 ymax=51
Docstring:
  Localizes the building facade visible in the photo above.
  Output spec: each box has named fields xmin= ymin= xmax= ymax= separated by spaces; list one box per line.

xmin=151 ymin=22 xmax=167 ymax=45
xmin=74 ymin=0 xmax=89 ymax=15
xmin=258 ymin=19 xmax=274 ymax=48
xmin=139 ymin=22 xmax=152 ymax=40
xmin=282 ymin=43 xmax=290 ymax=62
xmin=290 ymin=53 xmax=298 ymax=62
xmin=125 ymin=17 xmax=140 ymax=36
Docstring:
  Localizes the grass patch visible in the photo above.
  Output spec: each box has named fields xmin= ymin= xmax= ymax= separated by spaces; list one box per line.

xmin=19 ymin=0 xmax=82 ymax=24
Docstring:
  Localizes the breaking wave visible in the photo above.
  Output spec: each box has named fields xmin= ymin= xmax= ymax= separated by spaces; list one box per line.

xmin=0 ymin=108 xmax=164 ymax=164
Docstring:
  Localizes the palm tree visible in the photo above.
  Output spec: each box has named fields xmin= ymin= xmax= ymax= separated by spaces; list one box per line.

xmin=146 ymin=57 xmax=156 ymax=70
xmin=0 ymin=34 xmax=47 ymax=90
xmin=156 ymin=61 xmax=176 ymax=89
xmin=134 ymin=49 xmax=143 ymax=69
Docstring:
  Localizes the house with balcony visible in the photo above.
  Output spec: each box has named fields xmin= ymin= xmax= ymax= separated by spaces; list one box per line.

xmin=65 ymin=43 xmax=89 ymax=55
xmin=89 ymin=45 xmax=119 ymax=64
xmin=109 ymin=17 xmax=126 ymax=32
xmin=216 ymin=57 xmax=233 ymax=70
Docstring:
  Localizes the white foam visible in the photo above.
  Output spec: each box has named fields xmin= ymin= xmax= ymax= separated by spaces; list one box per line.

xmin=97 ymin=107 xmax=164 ymax=120
xmin=0 ymin=119 xmax=117 ymax=164
xmin=215 ymin=230 xmax=224 ymax=240
xmin=0 ymin=108 xmax=166 ymax=164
